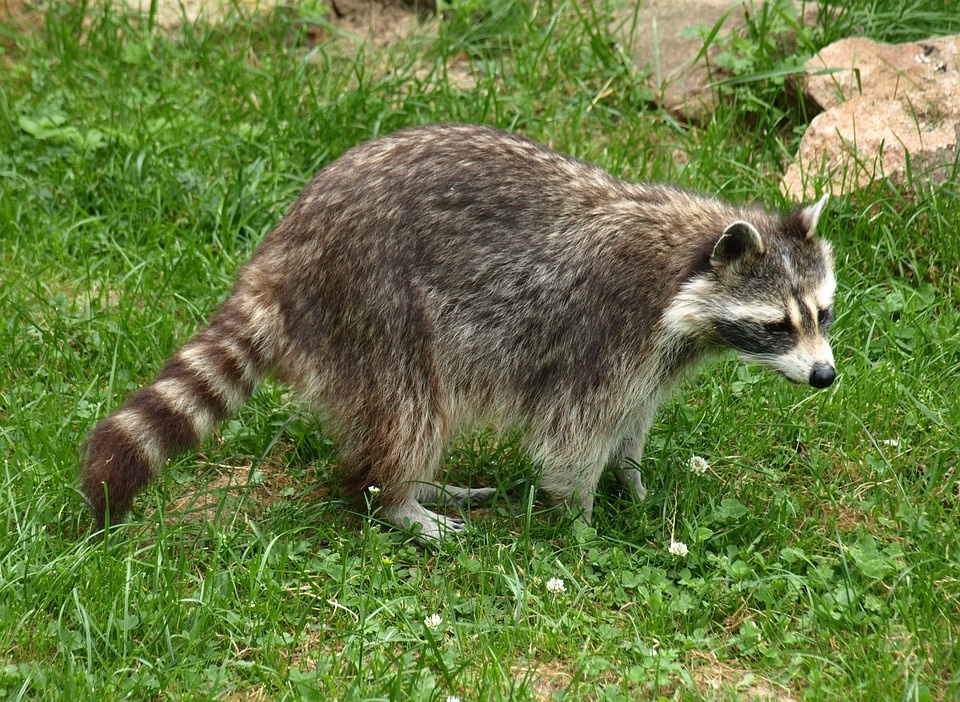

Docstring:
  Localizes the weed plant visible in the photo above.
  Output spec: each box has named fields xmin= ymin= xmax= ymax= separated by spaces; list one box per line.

xmin=1 ymin=0 xmax=958 ymax=699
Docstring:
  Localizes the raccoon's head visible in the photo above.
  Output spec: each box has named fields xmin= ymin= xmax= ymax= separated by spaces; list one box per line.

xmin=665 ymin=195 xmax=837 ymax=389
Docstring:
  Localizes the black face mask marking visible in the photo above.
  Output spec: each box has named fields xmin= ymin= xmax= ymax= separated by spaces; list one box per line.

xmin=715 ymin=319 xmax=797 ymax=356
xmin=764 ymin=319 xmax=793 ymax=336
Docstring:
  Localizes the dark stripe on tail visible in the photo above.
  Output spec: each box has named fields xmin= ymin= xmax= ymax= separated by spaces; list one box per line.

xmin=154 ymin=355 xmax=232 ymax=426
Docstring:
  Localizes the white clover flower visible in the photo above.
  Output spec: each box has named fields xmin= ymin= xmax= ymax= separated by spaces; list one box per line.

xmin=424 ymin=613 xmax=442 ymax=628
xmin=446 ymin=697 xmax=461 ymax=702
xmin=545 ymin=577 xmax=566 ymax=594
xmin=687 ymin=455 xmax=709 ymax=475
xmin=668 ymin=541 xmax=689 ymax=558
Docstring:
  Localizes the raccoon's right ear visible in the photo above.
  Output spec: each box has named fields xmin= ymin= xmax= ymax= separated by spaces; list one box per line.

xmin=710 ymin=220 xmax=764 ymax=267
xmin=799 ymin=194 xmax=829 ymax=238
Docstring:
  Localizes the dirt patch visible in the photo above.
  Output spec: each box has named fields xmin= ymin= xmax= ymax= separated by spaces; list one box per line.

xmin=328 ymin=0 xmax=421 ymax=48
xmin=111 ymin=0 xmax=423 ymax=47
xmin=168 ymin=461 xmax=271 ymax=524
xmin=511 ymin=660 xmax=574 ymax=701
xmin=219 ymin=685 xmax=273 ymax=702
xmin=690 ymin=652 xmax=799 ymax=701
xmin=118 ymin=0 xmax=269 ymax=28
xmin=819 ymin=498 xmax=875 ymax=534
xmin=165 ymin=439 xmax=314 ymax=525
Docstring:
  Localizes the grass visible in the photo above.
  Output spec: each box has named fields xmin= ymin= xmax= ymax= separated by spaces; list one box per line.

xmin=1 ymin=0 xmax=959 ymax=699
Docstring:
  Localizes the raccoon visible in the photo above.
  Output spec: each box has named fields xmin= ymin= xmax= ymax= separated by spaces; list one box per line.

xmin=81 ymin=123 xmax=837 ymax=541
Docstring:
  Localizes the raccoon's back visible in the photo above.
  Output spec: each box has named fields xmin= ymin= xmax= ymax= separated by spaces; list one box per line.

xmin=277 ymin=129 xmax=719 ymax=298
xmin=247 ymin=126 xmax=713 ymax=414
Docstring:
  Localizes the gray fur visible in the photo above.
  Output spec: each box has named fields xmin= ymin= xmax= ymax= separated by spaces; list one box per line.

xmin=81 ymin=124 xmax=837 ymax=541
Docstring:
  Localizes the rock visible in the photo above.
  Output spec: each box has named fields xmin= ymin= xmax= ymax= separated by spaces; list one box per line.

xmin=782 ymin=35 xmax=960 ymax=200
xmin=112 ymin=0 xmax=421 ymax=44
xmin=120 ymin=0 xmax=264 ymax=27
xmin=612 ymin=0 xmax=820 ymax=123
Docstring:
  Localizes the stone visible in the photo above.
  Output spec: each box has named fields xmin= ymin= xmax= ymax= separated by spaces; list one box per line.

xmin=612 ymin=0 xmax=820 ymax=124
xmin=121 ymin=0 xmax=264 ymax=27
xmin=782 ymin=35 xmax=960 ymax=200
xmin=111 ymin=0 xmax=421 ymax=45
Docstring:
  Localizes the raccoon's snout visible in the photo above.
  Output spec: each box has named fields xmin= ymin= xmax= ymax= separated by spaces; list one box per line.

xmin=809 ymin=363 xmax=836 ymax=389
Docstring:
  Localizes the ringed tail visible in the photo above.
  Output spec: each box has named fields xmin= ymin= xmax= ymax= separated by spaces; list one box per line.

xmin=81 ymin=290 xmax=278 ymax=529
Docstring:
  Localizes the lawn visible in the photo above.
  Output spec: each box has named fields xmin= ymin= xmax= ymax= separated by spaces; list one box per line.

xmin=1 ymin=0 xmax=959 ymax=699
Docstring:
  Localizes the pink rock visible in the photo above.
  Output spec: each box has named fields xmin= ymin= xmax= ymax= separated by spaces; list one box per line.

xmin=782 ymin=35 xmax=960 ymax=200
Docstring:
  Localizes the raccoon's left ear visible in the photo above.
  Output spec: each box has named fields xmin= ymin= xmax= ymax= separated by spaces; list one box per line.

xmin=799 ymin=194 xmax=829 ymax=238
xmin=711 ymin=220 xmax=764 ymax=267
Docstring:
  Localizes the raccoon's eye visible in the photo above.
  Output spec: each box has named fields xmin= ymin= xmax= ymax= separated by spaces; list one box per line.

xmin=764 ymin=320 xmax=793 ymax=336
xmin=817 ymin=307 xmax=833 ymax=328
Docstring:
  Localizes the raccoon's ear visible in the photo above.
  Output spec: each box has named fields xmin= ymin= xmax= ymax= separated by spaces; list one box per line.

xmin=799 ymin=194 xmax=829 ymax=238
xmin=711 ymin=220 xmax=764 ymax=267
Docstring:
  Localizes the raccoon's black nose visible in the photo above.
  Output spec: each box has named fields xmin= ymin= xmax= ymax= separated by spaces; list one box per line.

xmin=809 ymin=364 xmax=836 ymax=389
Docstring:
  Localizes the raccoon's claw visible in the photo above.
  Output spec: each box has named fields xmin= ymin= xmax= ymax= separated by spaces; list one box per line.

xmin=459 ymin=486 xmax=497 ymax=506
xmin=416 ymin=513 xmax=466 ymax=545
xmin=418 ymin=484 xmax=497 ymax=508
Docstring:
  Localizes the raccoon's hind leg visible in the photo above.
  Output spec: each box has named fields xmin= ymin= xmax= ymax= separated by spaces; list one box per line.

xmin=540 ymin=460 xmax=605 ymax=523
xmin=335 ymin=398 xmax=465 ymax=542
xmin=342 ymin=444 xmax=465 ymax=542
